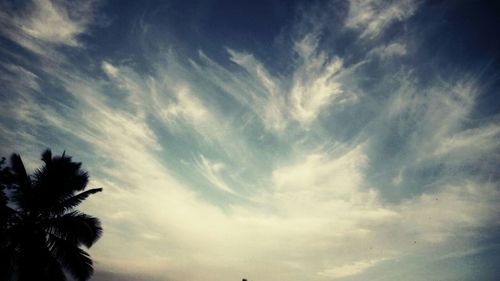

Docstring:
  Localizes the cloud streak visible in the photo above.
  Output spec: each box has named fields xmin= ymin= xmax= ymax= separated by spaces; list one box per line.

xmin=0 ymin=0 xmax=101 ymax=61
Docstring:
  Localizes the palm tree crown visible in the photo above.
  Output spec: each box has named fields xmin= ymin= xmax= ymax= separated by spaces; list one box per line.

xmin=0 ymin=149 xmax=102 ymax=281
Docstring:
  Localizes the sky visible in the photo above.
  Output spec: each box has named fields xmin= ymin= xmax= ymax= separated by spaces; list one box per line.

xmin=0 ymin=0 xmax=499 ymax=280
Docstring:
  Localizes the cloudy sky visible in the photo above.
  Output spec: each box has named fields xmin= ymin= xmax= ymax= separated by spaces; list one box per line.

xmin=1 ymin=0 xmax=499 ymax=280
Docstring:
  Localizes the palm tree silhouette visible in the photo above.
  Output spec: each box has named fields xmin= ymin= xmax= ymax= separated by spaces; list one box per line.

xmin=0 ymin=150 xmax=102 ymax=281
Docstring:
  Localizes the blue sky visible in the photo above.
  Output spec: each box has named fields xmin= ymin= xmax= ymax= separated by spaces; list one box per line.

xmin=1 ymin=0 xmax=499 ymax=280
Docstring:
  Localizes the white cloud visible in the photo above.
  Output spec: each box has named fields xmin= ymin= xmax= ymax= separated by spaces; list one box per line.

xmin=345 ymin=0 xmax=418 ymax=39
xmin=1 ymin=1 xmax=499 ymax=280
xmin=79 ymin=137 xmax=498 ymax=281
xmin=3 ymin=46 xmax=499 ymax=281
xmin=290 ymin=35 xmax=347 ymax=126
xmin=189 ymin=35 xmax=363 ymax=133
xmin=228 ymin=49 xmax=287 ymax=131
xmin=0 ymin=63 xmax=40 ymax=92
xmin=0 ymin=63 xmax=42 ymax=130
xmin=272 ymin=144 xmax=368 ymax=197
xmin=0 ymin=0 xmax=99 ymax=59
xmin=396 ymin=181 xmax=500 ymax=244
xmin=369 ymin=42 xmax=407 ymax=59
xmin=19 ymin=0 xmax=90 ymax=46
xmin=385 ymin=78 xmax=485 ymax=167
xmin=223 ymin=35 xmax=359 ymax=130
xmin=102 ymin=61 xmax=119 ymax=78
xmin=195 ymin=155 xmax=234 ymax=194
xmin=317 ymin=258 xmax=385 ymax=279
xmin=161 ymin=86 xmax=217 ymax=134
xmin=431 ymin=124 xmax=500 ymax=161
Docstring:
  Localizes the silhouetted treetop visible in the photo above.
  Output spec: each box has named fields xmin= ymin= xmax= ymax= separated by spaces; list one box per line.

xmin=0 ymin=149 xmax=103 ymax=281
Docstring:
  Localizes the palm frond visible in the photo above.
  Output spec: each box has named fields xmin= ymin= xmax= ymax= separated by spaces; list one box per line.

xmin=41 ymin=149 xmax=52 ymax=165
xmin=33 ymin=151 xmax=90 ymax=208
xmin=9 ymin=154 xmax=32 ymax=211
xmin=45 ymin=254 xmax=67 ymax=281
xmin=9 ymin=154 xmax=30 ymax=189
xmin=50 ymin=235 xmax=94 ymax=281
xmin=46 ymin=211 xmax=102 ymax=248
xmin=17 ymin=234 xmax=56 ymax=281
xmin=47 ymin=188 xmax=103 ymax=215
xmin=2 ymin=150 xmax=102 ymax=281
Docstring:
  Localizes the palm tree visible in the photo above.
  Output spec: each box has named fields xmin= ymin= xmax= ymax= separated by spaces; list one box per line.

xmin=0 ymin=149 xmax=102 ymax=281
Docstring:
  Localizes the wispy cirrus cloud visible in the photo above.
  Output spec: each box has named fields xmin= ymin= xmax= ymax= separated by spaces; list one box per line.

xmin=227 ymin=49 xmax=288 ymax=131
xmin=203 ymin=35 xmax=358 ymax=132
xmin=289 ymin=34 xmax=353 ymax=127
xmin=0 ymin=0 xmax=101 ymax=60
xmin=369 ymin=41 xmax=407 ymax=59
xmin=195 ymin=154 xmax=235 ymax=194
xmin=345 ymin=0 xmax=418 ymax=39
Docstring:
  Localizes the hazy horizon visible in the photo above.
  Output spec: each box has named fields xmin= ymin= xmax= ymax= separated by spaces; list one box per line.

xmin=1 ymin=0 xmax=499 ymax=280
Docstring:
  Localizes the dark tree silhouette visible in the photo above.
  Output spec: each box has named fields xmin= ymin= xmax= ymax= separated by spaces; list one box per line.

xmin=0 ymin=150 xmax=102 ymax=281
